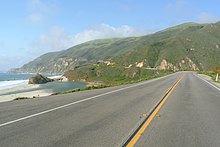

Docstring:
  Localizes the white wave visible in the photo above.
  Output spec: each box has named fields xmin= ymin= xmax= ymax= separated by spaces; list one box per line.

xmin=0 ymin=80 xmax=28 ymax=90
xmin=48 ymin=75 xmax=63 ymax=79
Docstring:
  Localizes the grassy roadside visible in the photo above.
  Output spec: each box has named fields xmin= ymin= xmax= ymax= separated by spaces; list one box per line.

xmin=197 ymin=71 xmax=219 ymax=83
xmin=14 ymin=96 xmax=37 ymax=100
xmin=13 ymin=70 xmax=173 ymax=100
xmin=52 ymin=71 xmax=173 ymax=96
xmin=51 ymin=84 xmax=110 ymax=95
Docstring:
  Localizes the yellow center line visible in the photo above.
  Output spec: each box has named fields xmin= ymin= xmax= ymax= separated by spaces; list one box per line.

xmin=126 ymin=75 xmax=184 ymax=147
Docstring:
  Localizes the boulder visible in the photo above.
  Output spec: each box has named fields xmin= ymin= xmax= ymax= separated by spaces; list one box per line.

xmin=29 ymin=74 xmax=54 ymax=84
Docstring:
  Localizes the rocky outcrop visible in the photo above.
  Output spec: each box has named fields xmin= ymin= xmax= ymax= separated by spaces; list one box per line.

xmin=157 ymin=58 xmax=199 ymax=71
xmin=178 ymin=57 xmax=199 ymax=71
xmin=136 ymin=61 xmax=144 ymax=68
xmin=29 ymin=74 xmax=54 ymax=84
xmin=158 ymin=59 xmax=177 ymax=71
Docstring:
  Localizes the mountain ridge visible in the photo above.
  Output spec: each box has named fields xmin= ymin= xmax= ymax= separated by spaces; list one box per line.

xmin=10 ymin=21 xmax=220 ymax=74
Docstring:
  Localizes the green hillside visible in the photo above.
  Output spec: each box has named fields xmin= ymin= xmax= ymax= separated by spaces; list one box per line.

xmin=64 ymin=63 xmax=172 ymax=85
xmin=10 ymin=21 xmax=220 ymax=74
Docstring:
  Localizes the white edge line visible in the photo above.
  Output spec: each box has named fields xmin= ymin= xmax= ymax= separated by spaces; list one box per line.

xmin=0 ymin=73 xmax=177 ymax=128
xmin=194 ymin=74 xmax=220 ymax=91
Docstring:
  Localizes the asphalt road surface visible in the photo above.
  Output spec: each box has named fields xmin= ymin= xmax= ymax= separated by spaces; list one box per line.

xmin=0 ymin=72 xmax=219 ymax=147
xmin=136 ymin=72 xmax=220 ymax=147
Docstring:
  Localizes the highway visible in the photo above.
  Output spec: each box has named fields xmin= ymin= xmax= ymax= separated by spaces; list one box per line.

xmin=0 ymin=72 xmax=219 ymax=147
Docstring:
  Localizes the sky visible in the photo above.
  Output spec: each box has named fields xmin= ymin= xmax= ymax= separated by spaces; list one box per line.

xmin=0 ymin=0 xmax=220 ymax=71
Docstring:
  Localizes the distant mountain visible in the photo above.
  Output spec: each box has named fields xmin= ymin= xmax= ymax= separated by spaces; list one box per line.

xmin=10 ymin=21 xmax=220 ymax=74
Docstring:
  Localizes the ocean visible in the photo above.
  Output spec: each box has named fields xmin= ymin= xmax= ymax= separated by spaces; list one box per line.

xmin=0 ymin=73 xmax=86 ymax=92
xmin=0 ymin=73 xmax=35 ymax=90
xmin=0 ymin=73 xmax=37 ymax=81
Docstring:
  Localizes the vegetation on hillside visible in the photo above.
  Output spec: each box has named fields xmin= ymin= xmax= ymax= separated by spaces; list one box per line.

xmin=64 ymin=63 xmax=173 ymax=86
xmin=10 ymin=21 xmax=220 ymax=74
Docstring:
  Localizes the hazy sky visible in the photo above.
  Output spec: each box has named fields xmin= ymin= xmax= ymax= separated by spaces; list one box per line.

xmin=0 ymin=0 xmax=220 ymax=71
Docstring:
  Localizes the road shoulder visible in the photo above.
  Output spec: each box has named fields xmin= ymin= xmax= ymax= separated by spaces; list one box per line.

xmin=197 ymin=74 xmax=220 ymax=89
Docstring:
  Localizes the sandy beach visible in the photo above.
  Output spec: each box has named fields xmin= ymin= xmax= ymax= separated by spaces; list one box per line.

xmin=0 ymin=84 xmax=53 ymax=102
xmin=0 ymin=75 xmax=86 ymax=103
xmin=0 ymin=75 xmax=64 ymax=102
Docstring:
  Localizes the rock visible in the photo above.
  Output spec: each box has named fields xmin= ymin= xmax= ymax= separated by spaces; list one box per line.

xmin=136 ymin=61 xmax=144 ymax=68
xmin=52 ymin=76 xmax=69 ymax=82
xmin=29 ymin=74 xmax=54 ymax=84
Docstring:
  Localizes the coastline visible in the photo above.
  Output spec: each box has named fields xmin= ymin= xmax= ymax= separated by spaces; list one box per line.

xmin=0 ymin=75 xmax=86 ymax=103
xmin=0 ymin=83 xmax=53 ymax=102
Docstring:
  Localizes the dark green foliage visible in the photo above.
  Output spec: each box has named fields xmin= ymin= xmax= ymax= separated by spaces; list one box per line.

xmin=146 ymin=42 xmax=164 ymax=67
xmin=52 ymin=85 xmax=110 ymax=95
xmin=14 ymin=97 xmax=30 ymax=100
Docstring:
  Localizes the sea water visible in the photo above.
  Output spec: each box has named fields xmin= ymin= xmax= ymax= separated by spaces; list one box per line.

xmin=0 ymin=73 xmax=34 ymax=90
xmin=0 ymin=73 xmax=86 ymax=92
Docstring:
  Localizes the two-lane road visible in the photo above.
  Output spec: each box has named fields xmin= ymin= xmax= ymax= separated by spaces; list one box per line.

xmin=136 ymin=73 xmax=220 ymax=147
xmin=0 ymin=72 xmax=219 ymax=147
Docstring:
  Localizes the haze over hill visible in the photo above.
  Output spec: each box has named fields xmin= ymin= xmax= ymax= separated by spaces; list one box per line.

xmin=11 ymin=21 xmax=220 ymax=74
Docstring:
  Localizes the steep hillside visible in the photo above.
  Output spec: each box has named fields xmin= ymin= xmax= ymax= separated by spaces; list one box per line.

xmin=64 ymin=63 xmax=172 ymax=85
xmin=10 ymin=22 xmax=220 ymax=73
xmin=10 ymin=38 xmax=147 ymax=73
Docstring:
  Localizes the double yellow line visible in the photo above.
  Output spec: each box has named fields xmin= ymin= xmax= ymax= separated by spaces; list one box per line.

xmin=125 ymin=75 xmax=184 ymax=147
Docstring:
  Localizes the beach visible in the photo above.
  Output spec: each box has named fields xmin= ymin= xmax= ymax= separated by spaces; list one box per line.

xmin=0 ymin=84 xmax=52 ymax=102
xmin=0 ymin=74 xmax=86 ymax=103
